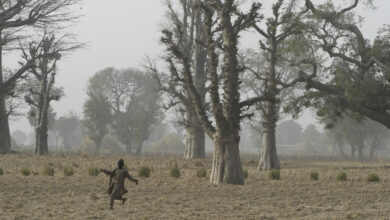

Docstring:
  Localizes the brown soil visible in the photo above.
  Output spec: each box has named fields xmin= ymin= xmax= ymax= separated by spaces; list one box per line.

xmin=0 ymin=154 xmax=390 ymax=219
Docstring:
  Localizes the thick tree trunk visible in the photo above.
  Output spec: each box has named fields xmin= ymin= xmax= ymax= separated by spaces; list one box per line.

xmin=135 ymin=140 xmax=144 ymax=156
xmin=210 ymin=133 xmax=244 ymax=185
xmin=184 ymin=111 xmax=205 ymax=159
xmin=125 ymin=144 xmax=132 ymax=154
xmin=183 ymin=5 xmax=207 ymax=160
xmin=357 ymin=144 xmax=364 ymax=159
xmin=338 ymin=143 xmax=345 ymax=157
xmin=0 ymin=94 xmax=11 ymax=154
xmin=35 ymin=97 xmax=50 ymax=155
xmin=0 ymin=32 xmax=11 ymax=154
xmin=350 ymin=146 xmax=356 ymax=158
xmin=258 ymin=101 xmax=280 ymax=171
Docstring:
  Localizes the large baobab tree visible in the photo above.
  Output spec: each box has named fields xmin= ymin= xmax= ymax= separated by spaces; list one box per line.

xmin=292 ymin=0 xmax=390 ymax=129
xmin=0 ymin=0 xmax=82 ymax=154
xmin=243 ymin=0 xmax=308 ymax=171
xmin=161 ymin=0 xmax=269 ymax=184
xmin=24 ymin=33 xmax=80 ymax=155
xmin=151 ymin=0 xmax=208 ymax=159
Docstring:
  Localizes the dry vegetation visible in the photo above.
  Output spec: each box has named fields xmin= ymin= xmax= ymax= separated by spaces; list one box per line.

xmin=1 ymin=154 xmax=390 ymax=219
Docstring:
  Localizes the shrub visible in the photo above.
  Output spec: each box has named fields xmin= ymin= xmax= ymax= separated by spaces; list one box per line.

xmin=21 ymin=168 xmax=30 ymax=176
xmin=336 ymin=172 xmax=347 ymax=181
xmin=63 ymin=167 xmax=74 ymax=176
xmin=170 ymin=167 xmax=181 ymax=178
xmin=268 ymin=169 xmax=280 ymax=180
xmin=0 ymin=168 xmax=3 ymax=176
xmin=367 ymin=173 xmax=380 ymax=182
xmin=43 ymin=166 xmax=55 ymax=176
xmin=243 ymin=170 xmax=249 ymax=179
xmin=196 ymin=168 xmax=207 ymax=178
xmin=310 ymin=171 xmax=319 ymax=181
xmin=88 ymin=167 xmax=99 ymax=176
xmin=138 ymin=166 xmax=151 ymax=178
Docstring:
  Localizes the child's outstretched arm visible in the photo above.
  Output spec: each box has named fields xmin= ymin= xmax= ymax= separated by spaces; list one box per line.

xmin=125 ymin=170 xmax=138 ymax=184
xmin=100 ymin=168 xmax=114 ymax=176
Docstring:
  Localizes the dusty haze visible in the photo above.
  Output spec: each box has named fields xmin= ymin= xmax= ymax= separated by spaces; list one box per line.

xmin=8 ymin=0 xmax=390 ymax=133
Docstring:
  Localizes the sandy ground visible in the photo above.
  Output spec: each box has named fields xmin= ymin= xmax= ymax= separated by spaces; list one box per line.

xmin=1 ymin=154 xmax=390 ymax=220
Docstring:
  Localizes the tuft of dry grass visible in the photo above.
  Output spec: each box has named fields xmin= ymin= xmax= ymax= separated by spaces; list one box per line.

xmin=196 ymin=168 xmax=207 ymax=178
xmin=138 ymin=166 xmax=150 ymax=178
xmin=63 ymin=166 xmax=74 ymax=176
xmin=170 ymin=166 xmax=181 ymax=178
xmin=268 ymin=169 xmax=280 ymax=180
xmin=367 ymin=173 xmax=380 ymax=182
xmin=43 ymin=166 xmax=55 ymax=176
xmin=20 ymin=168 xmax=30 ymax=176
xmin=336 ymin=171 xmax=347 ymax=181
xmin=310 ymin=171 xmax=319 ymax=181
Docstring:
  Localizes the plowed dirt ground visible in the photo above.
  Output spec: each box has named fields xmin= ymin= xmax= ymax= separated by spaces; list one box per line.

xmin=1 ymin=154 xmax=390 ymax=219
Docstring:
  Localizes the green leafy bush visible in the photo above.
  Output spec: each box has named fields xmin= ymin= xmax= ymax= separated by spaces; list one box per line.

xmin=268 ymin=169 xmax=280 ymax=180
xmin=310 ymin=171 xmax=319 ymax=181
xmin=138 ymin=166 xmax=151 ymax=178
xmin=43 ymin=166 xmax=55 ymax=176
xmin=21 ymin=168 xmax=30 ymax=176
xmin=0 ymin=168 xmax=3 ymax=176
xmin=367 ymin=173 xmax=380 ymax=182
xmin=170 ymin=167 xmax=181 ymax=178
xmin=243 ymin=170 xmax=249 ymax=179
xmin=88 ymin=167 xmax=99 ymax=176
xmin=336 ymin=172 xmax=347 ymax=181
xmin=63 ymin=167 xmax=74 ymax=176
xmin=196 ymin=168 xmax=207 ymax=178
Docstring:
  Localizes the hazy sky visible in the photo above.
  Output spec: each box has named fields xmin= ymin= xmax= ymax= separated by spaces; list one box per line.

xmin=8 ymin=0 xmax=390 ymax=133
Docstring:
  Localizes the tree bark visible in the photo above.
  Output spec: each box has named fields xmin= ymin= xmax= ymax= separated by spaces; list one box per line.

xmin=0 ymin=31 xmax=11 ymax=154
xmin=350 ymin=146 xmax=356 ymax=158
xmin=210 ymin=133 xmax=243 ymax=185
xmin=337 ymin=143 xmax=345 ymax=157
xmin=135 ymin=140 xmax=143 ymax=156
xmin=183 ymin=2 xmax=206 ymax=159
xmin=259 ymin=102 xmax=280 ymax=171
xmin=184 ymin=110 xmax=205 ymax=159
xmin=125 ymin=143 xmax=132 ymax=154
xmin=0 ymin=94 xmax=11 ymax=154
xmin=357 ymin=143 xmax=364 ymax=159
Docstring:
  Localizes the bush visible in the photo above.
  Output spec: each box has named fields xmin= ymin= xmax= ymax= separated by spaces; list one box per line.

xmin=243 ymin=170 xmax=249 ymax=179
xmin=43 ymin=166 xmax=55 ymax=176
xmin=170 ymin=167 xmax=181 ymax=178
xmin=88 ymin=167 xmax=99 ymax=176
xmin=268 ymin=169 xmax=280 ymax=180
xmin=196 ymin=168 xmax=207 ymax=178
xmin=0 ymin=168 xmax=3 ymax=176
xmin=336 ymin=172 xmax=347 ymax=181
xmin=21 ymin=168 xmax=30 ymax=176
xmin=138 ymin=166 xmax=151 ymax=178
xmin=367 ymin=173 xmax=380 ymax=182
xmin=63 ymin=167 xmax=74 ymax=176
xmin=310 ymin=171 xmax=319 ymax=181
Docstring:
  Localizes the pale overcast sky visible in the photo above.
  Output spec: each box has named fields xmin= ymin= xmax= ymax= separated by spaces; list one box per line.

xmin=8 ymin=0 xmax=390 ymax=133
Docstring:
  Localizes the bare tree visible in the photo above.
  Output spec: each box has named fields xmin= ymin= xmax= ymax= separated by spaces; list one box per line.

xmin=244 ymin=0 xmax=308 ymax=171
xmin=294 ymin=0 xmax=390 ymax=129
xmin=161 ymin=0 xmax=270 ymax=184
xmin=150 ymin=0 xmax=208 ymax=159
xmin=23 ymin=32 xmax=80 ymax=155
xmin=0 ymin=0 xmax=82 ymax=154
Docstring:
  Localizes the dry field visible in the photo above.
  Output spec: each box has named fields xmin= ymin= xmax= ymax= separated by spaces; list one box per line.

xmin=1 ymin=154 xmax=390 ymax=220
